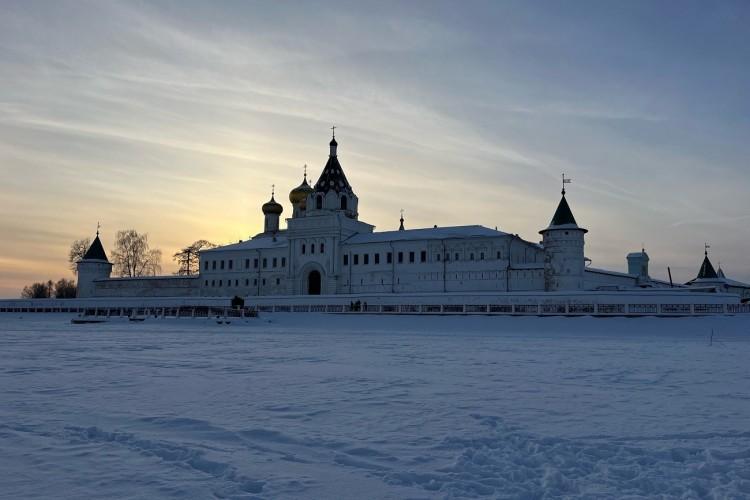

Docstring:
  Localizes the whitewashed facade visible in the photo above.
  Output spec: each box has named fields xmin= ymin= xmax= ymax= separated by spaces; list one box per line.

xmin=76 ymin=135 xmax=747 ymax=300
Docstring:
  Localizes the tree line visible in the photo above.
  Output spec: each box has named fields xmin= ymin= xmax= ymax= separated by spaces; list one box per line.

xmin=21 ymin=229 xmax=216 ymax=298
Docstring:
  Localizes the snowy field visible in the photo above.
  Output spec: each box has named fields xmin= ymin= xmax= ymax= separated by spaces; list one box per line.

xmin=1 ymin=314 xmax=750 ymax=499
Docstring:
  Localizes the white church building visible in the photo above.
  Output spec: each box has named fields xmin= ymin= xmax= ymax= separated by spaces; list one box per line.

xmin=76 ymin=133 xmax=749 ymax=302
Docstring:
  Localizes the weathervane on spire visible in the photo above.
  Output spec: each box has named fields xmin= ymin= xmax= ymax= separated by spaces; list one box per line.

xmin=96 ymin=221 xmax=100 ymax=237
xmin=303 ymin=164 xmax=307 ymax=181
xmin=271 ymin=184 xmax=275 ymax=198
xmin=331 ymin=125 xmax=336 ymax=139
xmin=705 ymin=242 xmax=710 ymax=256
xmin=399 ymin=209 xmax=405 ymax=231
xmin=561 ymin=173 xmax=572 ymax=196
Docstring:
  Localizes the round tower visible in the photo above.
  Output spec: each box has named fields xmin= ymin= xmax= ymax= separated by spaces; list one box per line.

xmin=539 ymin=182 xmax=587 ymax=292
xmin=76 ymin=229 xmax=113 ymax=298
xmin=262 ymin=187 xmax=283 ymax=234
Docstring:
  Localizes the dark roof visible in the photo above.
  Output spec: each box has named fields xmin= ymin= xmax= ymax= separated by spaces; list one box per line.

xmin=697 ymin=254 xmax=718 ymax=279
xmin=82 ymin=235 xmax=109 ymax=261
xmin=549 ymin=195 xmax=578 ymax=226
xmin=313 ymin=155 xmax=352 ymax=194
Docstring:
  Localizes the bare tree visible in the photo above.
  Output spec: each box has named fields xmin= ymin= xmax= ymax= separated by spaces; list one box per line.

xmin=68 ymin=237 xmax=91 ymax=274
xmin=110 ymin=229 xmax=162 ymax=277
xmin=173 ymin=240 xmax=217 ymax=275
xmin=21 ymin=282 xmax=51 ymax=299
xmin=54 ymin=278 xmax=77 ymax=299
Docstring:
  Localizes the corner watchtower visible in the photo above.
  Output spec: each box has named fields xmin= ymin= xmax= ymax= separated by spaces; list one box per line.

xmin=76 ymin=228 xmax=113 ymax=298
xmin=539 ymin=176 xmax=588 ymax=292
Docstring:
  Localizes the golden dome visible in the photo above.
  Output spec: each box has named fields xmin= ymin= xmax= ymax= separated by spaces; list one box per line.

xmin=289 ymin=177 xmax=314 ymax=205
xmin=262 ymin=195 xmax=283 ymax=215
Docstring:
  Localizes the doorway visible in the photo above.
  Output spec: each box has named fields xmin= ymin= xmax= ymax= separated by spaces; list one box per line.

xmin=307 ymin=270 xmax=321 ymax=295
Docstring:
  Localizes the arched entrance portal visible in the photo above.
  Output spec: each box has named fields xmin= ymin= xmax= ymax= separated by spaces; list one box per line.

xmin=307 ymin=270 xmax=321 ymax=295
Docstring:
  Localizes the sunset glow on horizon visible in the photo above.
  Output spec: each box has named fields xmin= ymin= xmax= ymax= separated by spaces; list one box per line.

xmin=1 ymin=1 xmax=749 ymax=297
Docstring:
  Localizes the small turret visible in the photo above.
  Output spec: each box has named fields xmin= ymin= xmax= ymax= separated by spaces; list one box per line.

xmin=262 ymin=186 xmax=283 ymax=234
xmin=76 ymin=225 xmax=113 ymax=298
xmin=539 ymin=176 xmax=587 ymax=291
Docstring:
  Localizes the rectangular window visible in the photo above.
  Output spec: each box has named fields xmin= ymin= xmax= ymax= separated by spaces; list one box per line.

xmin=374 ymin=253 xmax=380 ymax=265
xmin=204 ymin=280 xmax=208 ymax=286
xmin=254 ymin=258 xmax=259 ymax=269
xmin=211 ymin=280 xmax=215 ymax=286
xmin=221 ymin=260 xmax=225 ymax=270
xmin=245 ymin=279 xmax=249 ymax=286
xmin=229 ymin=260 xmax=233 ymax=269
xmin=436 ymin=254 xmax=441 ymax=261
xmin=276 ymin=278 xmax=280 ymax=285
xmin=455 ymin=252 xmax=459 ymax=261
xmin=398 ymin=252 xmax=403 ymax=263
xmin=320 ymin=243 xmax=325 ymax=253
xmin=387 ymin=252 xmax=392 ymax=264
xmin=245 ymin=259 xmax=250 ymax=269
xmin=344 ymin=254 xmax=349 ymax=266
xmin=470 ymin=253 xmax=474 ymax=261
xmin=262 ymin=278 xmax=266 ymax=285
xmin=497 ymin=251 xmax=501 ymax=259
xmin=235 ymin=279 xmax=238 ymax=286
xmin=446 ymin=253 xmax=450 ymax=261
xmin=219 ymin=279 xmax=222 ymax=286
xmin=480 ymin=252 xmax=485 ymax=260
xmin=364 ymin=254 xmax=369 ymax=265
xmin=272 ymin=257 xmax=278 ymax=268
xmin=354 ymin=254 xmax=359 ymax=265
xmin=281 ymin=257 xmax=286 ymax=267
xmin=204 ymin=261 xmax=209 ymax=271
xmin=253 ymin=278 xmax=257 ymax=286
xmin=420 ymin=250 xmax=426 ymax=263
xmin=262 ymin=258 xmax=267 ymax=268
xmin=311 ymin=244 xmax=315 ymax=254
xmin=212 ymin=261 xmax=216 ymax=270
xmin=409 ymin=251 xmax=415 ymax=263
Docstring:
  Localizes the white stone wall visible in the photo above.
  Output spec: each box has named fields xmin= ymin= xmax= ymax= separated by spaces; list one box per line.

xmin=93 ymin=276 xmax=200 ymax=297
xmin=199 ymin=248 xmax=289 ymax=297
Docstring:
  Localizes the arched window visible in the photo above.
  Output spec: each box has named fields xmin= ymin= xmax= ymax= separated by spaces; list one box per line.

xmin=340 ymin=195 xmax=348 ymax=210
xmin=311 ymin=243 xmax=316 ymax=254
xmin=316 ymin=195 xmax=323 ymax=210
xmin=302 ymin=243 xmax=306 ymax=255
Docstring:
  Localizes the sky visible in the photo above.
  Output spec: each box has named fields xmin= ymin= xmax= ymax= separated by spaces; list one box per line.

xmin=0 ymin=0 xmax=749 ymax=297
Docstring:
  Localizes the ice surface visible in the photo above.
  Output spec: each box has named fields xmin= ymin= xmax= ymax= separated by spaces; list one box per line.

xmin=1 ymin=314 xmax=750 ymax=499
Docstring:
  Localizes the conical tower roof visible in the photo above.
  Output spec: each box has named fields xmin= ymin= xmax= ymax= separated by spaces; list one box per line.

xmin=550 ymin=195 xmax=577 ymax=226
xmin=313 ymin=134 xmax=353 ymax=195
xmin=82 ymin=235 xmax=109 ymax=261
xmin=697 ymin=253 xmax=718 ymax=279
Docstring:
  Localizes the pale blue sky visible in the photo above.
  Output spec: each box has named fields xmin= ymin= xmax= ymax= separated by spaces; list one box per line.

xmin=0 ymin=0 xmax=748 ymax=296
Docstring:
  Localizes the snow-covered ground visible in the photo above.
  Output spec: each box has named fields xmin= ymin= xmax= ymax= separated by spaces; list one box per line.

xmin=1 ymin=314 xmax=750 ymax=499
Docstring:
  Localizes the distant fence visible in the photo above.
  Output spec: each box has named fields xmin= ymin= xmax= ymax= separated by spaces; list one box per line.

xmin=2 ymin=302 xmax=749 ymax=317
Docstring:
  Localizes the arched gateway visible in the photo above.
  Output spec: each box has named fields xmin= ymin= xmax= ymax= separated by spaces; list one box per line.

xmin=307 ymin=270 xmax=322 ymax=295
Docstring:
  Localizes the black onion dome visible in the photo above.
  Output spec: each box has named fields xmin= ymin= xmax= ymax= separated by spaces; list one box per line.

xmin=262 ymin=195 xmax=283 ymax=215
xmin=314 ymin=155 xmax=352 ymax=194
xmin=82 ymin=235 xmax=109 ymax=261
